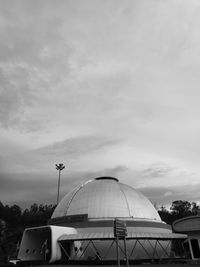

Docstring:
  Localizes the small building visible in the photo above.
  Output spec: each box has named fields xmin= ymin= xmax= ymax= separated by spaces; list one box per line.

xmin=18 ymin=177 xmax=187 ymax=264
xmin=173 ymin=216 xmax=200 ymax=260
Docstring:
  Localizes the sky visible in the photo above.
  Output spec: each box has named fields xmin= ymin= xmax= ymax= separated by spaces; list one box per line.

xmin=1 ymin=0 xmax=200 ymax=209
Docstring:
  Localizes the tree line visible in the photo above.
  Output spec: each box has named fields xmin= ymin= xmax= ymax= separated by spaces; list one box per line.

xmin=0 ymin=202 xmax=56 ymax=228
xmin=158 ymin=200 xmax=200 ymax=225
xmin=0 ymin=202 xmax=56 ymax=263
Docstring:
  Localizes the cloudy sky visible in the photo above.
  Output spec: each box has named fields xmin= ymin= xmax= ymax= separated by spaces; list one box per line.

xmin=1 ymin=0 xmax=200 ymax=209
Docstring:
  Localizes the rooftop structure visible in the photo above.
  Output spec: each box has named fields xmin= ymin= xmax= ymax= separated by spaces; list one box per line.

xmin=18 ymin=177 xmax=187 ymax=265
xmin=52 ymin=177 xmax=161 ymax=222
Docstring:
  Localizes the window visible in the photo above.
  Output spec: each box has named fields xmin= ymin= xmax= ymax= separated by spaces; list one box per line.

xmin=190 ymin=239 xmax=200 ymax=258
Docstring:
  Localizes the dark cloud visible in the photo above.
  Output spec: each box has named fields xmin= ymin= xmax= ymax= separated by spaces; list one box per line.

xmin=101 ymin=165 xmax=128 ymax=176
xmin=139 ymin=184 xmax=200 ymax=208
xmin=2 ymin=166 xmax=199 ymax=210
xmin=138 ymin=163 xmax=173 ymax=178
xmin=34 ymin=135 xmax=120 ymax=158
xmin=1 ymin=158 xmax=199 ymax=210
xmin=0 ymin=172 xmax=57 ymax=208
xmin=0 ymin=164 xmax=127 ymax=209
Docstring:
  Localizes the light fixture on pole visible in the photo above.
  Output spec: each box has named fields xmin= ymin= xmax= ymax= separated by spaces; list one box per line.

xmin=55 ymin=163 xmax=65 ymax=205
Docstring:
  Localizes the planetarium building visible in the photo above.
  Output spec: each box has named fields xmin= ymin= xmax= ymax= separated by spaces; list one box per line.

xmin=18 ymin=177 xmax=187 ymax=264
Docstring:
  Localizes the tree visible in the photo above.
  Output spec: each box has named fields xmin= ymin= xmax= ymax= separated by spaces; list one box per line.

xmin=10 ymin=205 xmax=22 ymax=225
xmin=191 ymin=202 xmax=200 ymax=215
xmin=158 ymin=205 xmax=172 ymax=224
xmin=170 ymin=200 xmax=192 ymax=220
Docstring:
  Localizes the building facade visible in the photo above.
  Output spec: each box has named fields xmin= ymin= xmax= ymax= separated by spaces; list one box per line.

xmin=18 ymin=177 xmax=187 ymax=264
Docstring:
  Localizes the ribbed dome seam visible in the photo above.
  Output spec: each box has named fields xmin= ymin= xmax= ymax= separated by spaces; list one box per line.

xmin=118 ymin=183 xmax=132 ymax=217
xmin=64 ymin=184 xmax=84 ymax=215
xmin=64 ymin=180 xmax=93 ymax=215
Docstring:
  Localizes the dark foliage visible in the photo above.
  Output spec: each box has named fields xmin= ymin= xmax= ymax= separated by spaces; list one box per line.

xmin=158 ymin=200 xmax=200 ymax=225
xmin=0 ymin=202 xmax=56 ymax=263
xmin=0 ymin=202 xmax=56 ymax=228
xmin=158 ymin=205 xmax=173 ymax=224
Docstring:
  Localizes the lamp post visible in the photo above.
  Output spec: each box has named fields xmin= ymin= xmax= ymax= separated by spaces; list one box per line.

xmin=55 ymin=163 xmax=65 ymax=205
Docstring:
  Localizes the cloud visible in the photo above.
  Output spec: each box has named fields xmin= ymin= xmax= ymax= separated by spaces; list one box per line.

xmin=139 ymin=163 xmax=173 ymax=178
xmin=0 ymin=172 xmax=58 ymax=209
xmin=163 ymin=191 xmax=173 ymax=197
xmin=139 ymin=184 xmax=200 ymax=208
xmin=0 ymin=134 xmax=121 ymax=177
xmin=0 ymin=78 xmax=36 ymax=128
xmin=1 ymin=0 xmax=200 ymax=135
xmin=34 ymin=135 xmax=120 ymax=158
xmin=0 ymin=164 xmax=127 ymax=208
xmin=1 ymin=163 xmax=198 ymax=210
xmin=1 ymin=0 xmax=200 ymax=209
xmin=0 ymin=2 xmax=74 ymax=130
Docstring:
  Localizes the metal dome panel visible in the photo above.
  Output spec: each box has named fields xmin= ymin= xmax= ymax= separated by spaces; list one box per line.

xmin=52 ymin=178 xmax=161 ymax=222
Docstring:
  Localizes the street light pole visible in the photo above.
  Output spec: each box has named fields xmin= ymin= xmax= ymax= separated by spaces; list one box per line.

xmin=55 ymin=163 xmax=65 ymax=205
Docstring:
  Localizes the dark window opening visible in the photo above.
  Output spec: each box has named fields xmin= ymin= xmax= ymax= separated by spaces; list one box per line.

xmin=60 ymin=241 xmax=71 ymax=261
xmin=191 ymin=239 xmax=200 ymax=258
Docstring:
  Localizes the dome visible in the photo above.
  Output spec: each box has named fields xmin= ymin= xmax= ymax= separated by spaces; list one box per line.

xmin=52 ymin=177 xmax=161 ymax=222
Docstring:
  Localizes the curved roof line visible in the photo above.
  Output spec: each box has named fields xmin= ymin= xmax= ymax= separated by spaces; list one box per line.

xmin=52 ymin=178 xmax=161 ymax=222
xmin=64 ymin=180 xmax=93 ymax=215
xmin=95 ymin=176 xmax=119 ymax=182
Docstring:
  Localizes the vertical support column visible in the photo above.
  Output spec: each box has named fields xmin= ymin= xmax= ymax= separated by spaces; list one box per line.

xmin=124 ymin=237 xmax=129 ymax=267
xmin=57 ymin=170 xmax=61 ymax=205
xmin=116 ymin=237 xmax=120 ymax=267
xmin=188 ymin=239 xmax=194 ymax=260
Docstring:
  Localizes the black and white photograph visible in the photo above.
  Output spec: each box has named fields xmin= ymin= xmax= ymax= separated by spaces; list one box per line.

xmin=1 ymin=1 xmax=200 ymax=266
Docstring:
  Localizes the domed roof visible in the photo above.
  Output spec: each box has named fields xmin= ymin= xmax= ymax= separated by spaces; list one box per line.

xmin=52 ymin=177 xmax=161 ymax=222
